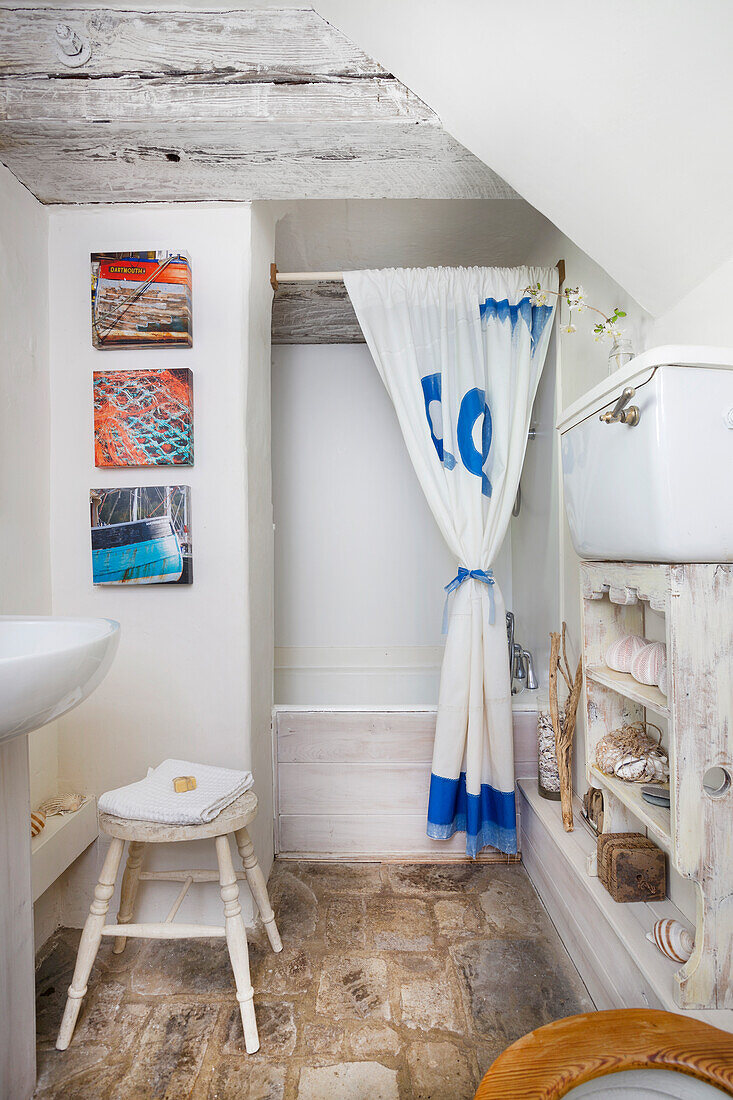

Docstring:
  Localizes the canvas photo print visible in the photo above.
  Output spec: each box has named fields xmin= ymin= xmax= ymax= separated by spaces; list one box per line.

xmin=90 ymin=485 xmax=192 ymax=585
xmin=91 ymin=250 xmax=192 ymax=349
xmin=94 ymin=368 xmax=194 ymax=467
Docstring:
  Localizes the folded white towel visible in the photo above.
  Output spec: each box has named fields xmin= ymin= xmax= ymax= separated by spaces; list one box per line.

xmin=98 ymin=759 xmax=254 ymax=826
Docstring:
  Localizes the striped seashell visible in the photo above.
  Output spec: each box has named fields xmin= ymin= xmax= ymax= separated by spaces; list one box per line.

xmin=38 ymin=793 xmax=85 ymax=816
xmin=605 ymin=633 xmax=647 ymax=674
xmin=646 ymin=918 xmax=694 ymax=964
xmin=631 ymin=641 xmax=667 ymax=686
xmin=31 ymin=810 xmax=46 ymax=838
xmin=657 ymin=662 xmax=668 ymax=696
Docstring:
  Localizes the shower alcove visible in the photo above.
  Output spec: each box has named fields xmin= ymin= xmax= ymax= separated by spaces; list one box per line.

xmin=268 ymin=201 xmax=561 ymax=860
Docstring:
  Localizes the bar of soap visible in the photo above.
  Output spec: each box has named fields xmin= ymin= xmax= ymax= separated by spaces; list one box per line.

xmin=173 ymin=775 xmax=196 ymax=793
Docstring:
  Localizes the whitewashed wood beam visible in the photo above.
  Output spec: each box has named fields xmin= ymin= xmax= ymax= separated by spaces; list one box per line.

xmin=0 ymin=121 xmax=511 ymax=202
xmin=0 ymin=7 xmax=516 ymax=203
xmin=0 ymin=75 xmax=434 ymax=123
xmin=0 ymin=8 xmax=386 ymax=79
xmin=272 ymin=283 xmax=364 ymax=344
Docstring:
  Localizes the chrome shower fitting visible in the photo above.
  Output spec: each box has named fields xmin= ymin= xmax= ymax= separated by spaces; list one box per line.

xmin=522 ymin=649 xmax=539 ymax=691
xmin=506 ymin=612 xmax=539 ymax=693
xmin=512 ymin=643 xmax=526 ymax=683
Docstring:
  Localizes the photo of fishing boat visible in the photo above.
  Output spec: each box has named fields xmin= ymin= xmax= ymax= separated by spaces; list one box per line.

xmin=90 ymin=250 xmax=192 ymax=349
xmin=90 ymin=485 xmax=192 ymax=585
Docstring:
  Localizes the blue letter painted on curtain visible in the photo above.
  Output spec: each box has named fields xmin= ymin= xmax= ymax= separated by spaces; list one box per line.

xmin=421 ymin=374 xmax=492 ymax=496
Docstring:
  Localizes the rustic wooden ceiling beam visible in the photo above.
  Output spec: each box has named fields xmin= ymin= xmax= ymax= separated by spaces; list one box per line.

xmin=0 ymin=7 xmax=515 ymax=203
xmin=0 ymin=119 xmax=509 ymax=203
xmin=0 ymin=8 xmax=387 ymax=79
xmin=0 ymin=75 xmax=434 ymax=124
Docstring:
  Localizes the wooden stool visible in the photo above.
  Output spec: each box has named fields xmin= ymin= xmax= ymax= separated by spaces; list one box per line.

xmin=56 ymin=790 xmax=281 ymax=1055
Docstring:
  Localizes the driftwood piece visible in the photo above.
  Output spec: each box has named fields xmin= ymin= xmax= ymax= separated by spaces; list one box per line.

xmin=549 ymin=626 xmax=582 ymax=831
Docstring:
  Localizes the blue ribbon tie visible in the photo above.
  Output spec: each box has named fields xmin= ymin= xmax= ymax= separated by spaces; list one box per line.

xmin=442 ymin=567 xmax=495 ymax=633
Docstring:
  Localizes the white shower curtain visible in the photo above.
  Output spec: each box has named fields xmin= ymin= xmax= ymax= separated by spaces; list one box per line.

xmin=344 ymin=267 xmax=557 ymax=857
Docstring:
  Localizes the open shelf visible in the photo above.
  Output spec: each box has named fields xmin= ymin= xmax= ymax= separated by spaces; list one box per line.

xmin=589 ymin=765 xmax=671 ymax=844
xmin=586 ymin=664 xmax=669 ymax=719
xmin=519 ymin=779 xmax=733 ymax=1032
xmin=31 ymin=797 xmax=98 ymax=902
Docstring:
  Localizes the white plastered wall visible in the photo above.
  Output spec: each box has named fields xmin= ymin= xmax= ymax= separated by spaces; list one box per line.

xmin=46 ymin=202 xmax=274 ymax=929
xmin=0 ymin=165 xmax=54 ymax=804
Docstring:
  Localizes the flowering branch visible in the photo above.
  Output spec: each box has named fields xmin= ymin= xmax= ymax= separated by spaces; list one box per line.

xmin=525 ymin=282 xmax=626 ymax=342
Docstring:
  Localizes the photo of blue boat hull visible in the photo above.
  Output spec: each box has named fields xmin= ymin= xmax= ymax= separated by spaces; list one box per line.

xmin=92 ymin=517 xmax=183 ymax=585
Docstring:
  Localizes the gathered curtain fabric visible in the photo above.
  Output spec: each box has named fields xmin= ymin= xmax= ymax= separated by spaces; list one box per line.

xmin=344 ymin=266 xmax=557 ymax=857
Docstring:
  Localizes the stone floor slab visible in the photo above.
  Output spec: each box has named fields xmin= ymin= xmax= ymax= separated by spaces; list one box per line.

xmin=316 ymin=955 xmax=390 ymax=1021
xmin=451 ymin=935 xmax=594 ymax=1044
xmin=109 ymin=1002 xmax=217 ymax=1099
xmin=297 ymin=1061 xmax=399 ymax=1100
xmin=407 ymin=1040 xmax=477 ymax=1100
xmin=365 ymin=897 xmax=434 ymax=952
xmin=206 ymin=1059 xmax=287 ymax=1100
xmin=131 ymin=938 xmax=235 ymax=997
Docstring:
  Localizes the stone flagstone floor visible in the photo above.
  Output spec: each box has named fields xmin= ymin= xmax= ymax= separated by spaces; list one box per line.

xmin=34 ymin=860 xmax=593 ymax=1099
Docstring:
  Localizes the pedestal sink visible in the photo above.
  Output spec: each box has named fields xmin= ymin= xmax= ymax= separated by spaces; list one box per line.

xmin=0 ymin=616 xmax=119 ymax=1100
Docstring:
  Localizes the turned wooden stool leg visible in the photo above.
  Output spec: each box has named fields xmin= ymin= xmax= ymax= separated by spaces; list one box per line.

xmin=235 ymin=826 xmax=282 ymax=954
xmin=215 ymin=834 xmax=259 ymax=1054
xmin=113 ymin=840 xmax=145 ymax=954
xmin=56 ymin=837 xmax=125 ymax=1051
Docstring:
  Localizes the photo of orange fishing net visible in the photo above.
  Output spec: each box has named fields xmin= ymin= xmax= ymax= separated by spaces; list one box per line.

xmin=93 ymin=368 xmax=194 ymax=467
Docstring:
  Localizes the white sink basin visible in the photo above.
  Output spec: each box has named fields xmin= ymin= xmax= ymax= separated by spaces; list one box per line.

xmin=557 ymin=346 xmax=733 ymax=562
xmin=0 ymin=616 xmax=119 ymax=743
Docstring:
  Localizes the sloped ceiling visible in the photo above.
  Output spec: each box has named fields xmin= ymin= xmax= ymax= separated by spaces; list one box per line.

xmin=309 ymin=0 xmax=733 ymax=316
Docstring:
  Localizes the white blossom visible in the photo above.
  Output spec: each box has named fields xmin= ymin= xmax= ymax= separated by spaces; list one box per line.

xmin=564 ymin=286 xmax=586 ymax=313
xmin=562 ymin=323 xmax=577 ymax=334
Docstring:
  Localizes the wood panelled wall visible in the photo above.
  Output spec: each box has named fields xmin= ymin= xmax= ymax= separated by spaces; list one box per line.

xmin=274 ymin=709 xmax=538 ymax=860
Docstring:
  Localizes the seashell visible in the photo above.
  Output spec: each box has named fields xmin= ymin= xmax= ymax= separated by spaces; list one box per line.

xmin=657 ymin=662 xmax=668 ymax=696
xmin=615 ymin=752 xmax=669 ymax=783
xmin=605 ymin=634 xmax=647 ymax=674
xmin=631 ymin=641 xmax=667 ymax=686
xmin=38 ymin=793 xmax=86 ymax=816
xmin=31 ymin=810 xmax=46 ymax=838
xmin=646 ymin=918 xmax=694 ymax=964
xmin=595 ymin=722 xmax=669 ymax=783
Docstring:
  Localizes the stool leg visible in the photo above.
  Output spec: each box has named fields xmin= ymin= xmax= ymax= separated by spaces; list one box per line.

xmin=235 ymin=826 xmax=282 ymax=953
xmin=215 ymin=834 xmax=259 ymax=1054
xmin=113 ymin=840 xmax=145 ymax=954
xmin=56 ymin=836 xmax=124 ymax=1051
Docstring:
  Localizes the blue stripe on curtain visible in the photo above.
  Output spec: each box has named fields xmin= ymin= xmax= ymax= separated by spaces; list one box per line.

xmin=479 ymin=296 xmax=554 ymax=352
xmin=426 ymin=771 xmax=517 ymax=858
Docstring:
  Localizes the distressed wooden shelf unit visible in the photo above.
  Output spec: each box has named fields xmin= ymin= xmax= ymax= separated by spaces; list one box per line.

xmin=581 ymin=561 xmax=733 ymax=1011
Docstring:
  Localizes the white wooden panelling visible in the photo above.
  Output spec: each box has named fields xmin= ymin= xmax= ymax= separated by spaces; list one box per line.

xmin=274 ymin=709 xmax=539 ymax=858
xmin=0 ymin=8 xmax=515 ymax=203
xmin=518 ymin=779 xmax=733 ymax=1033
xmin=279 ymin=762 xmax=431 ymax=815
xmin=279 ymin=814 xmax=516 ymax=860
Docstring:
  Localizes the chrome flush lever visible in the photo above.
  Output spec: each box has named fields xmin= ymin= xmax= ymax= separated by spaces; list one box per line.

xmin=599 ymin=386 xmax=640 ymax=426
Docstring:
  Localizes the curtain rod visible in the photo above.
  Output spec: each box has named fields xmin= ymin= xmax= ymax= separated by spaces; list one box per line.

xmin=270 ymin=259 xmax=566 ymax=291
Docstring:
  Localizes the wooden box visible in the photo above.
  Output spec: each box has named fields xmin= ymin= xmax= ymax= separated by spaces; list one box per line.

xmin=91 ymin=251 xmax=192 ymax=349
xmin=597 ymin=832 xmax=666 ymax=902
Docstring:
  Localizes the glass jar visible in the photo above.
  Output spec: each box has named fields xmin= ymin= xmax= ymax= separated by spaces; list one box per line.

xmin=608 ymin=336 xmax=634 ymax=376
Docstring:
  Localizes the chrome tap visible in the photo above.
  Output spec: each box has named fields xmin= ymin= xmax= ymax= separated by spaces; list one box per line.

xmin=522 ymin=649 xmax=539 ymax=690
